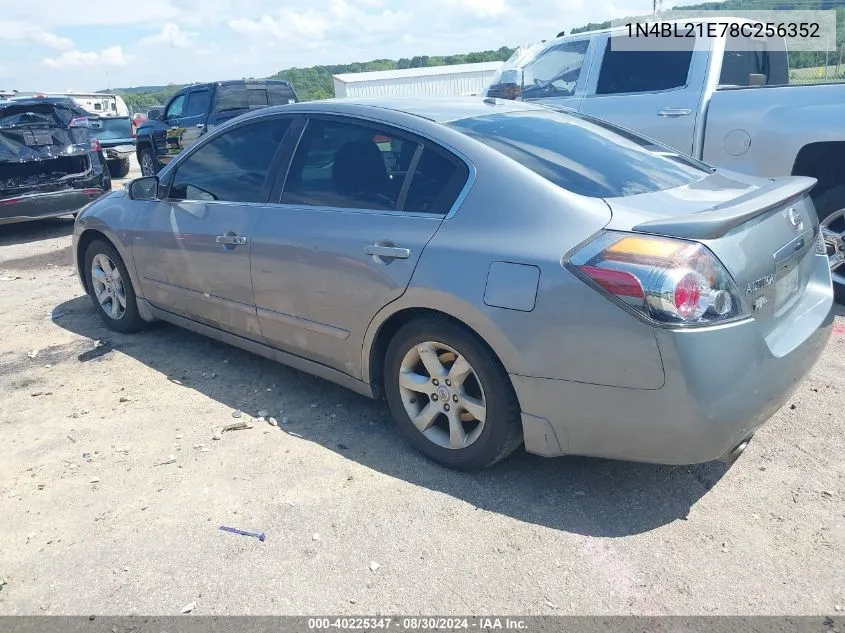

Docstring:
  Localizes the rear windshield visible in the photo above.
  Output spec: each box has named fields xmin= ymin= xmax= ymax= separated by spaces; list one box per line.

xmin=447 ymin=109 xmax=710 ymax=198
xmin=214 ymin=84 xmax=298 ymax=113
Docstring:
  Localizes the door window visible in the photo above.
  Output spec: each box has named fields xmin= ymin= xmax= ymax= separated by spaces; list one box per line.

xmin=596 ymin=37 xmax=693 ymax=94
xmin=282 ymin=118 xmax=467 ymax=214
xmin=522 ymin=39 xmax=590 ymax=99
xmin=185 ymin=90 xmax=211 ymax=117
xmin=719 ymin=36 xmax=780 ymax=86
xmin=167 ymin=118 xmax=291 ymax=203
xmin=165 ymin=94 xmax=186 ymax=120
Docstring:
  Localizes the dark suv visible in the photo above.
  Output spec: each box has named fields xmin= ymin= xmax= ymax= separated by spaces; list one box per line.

xmin=135 ymin=79 xmax=298 ymax=176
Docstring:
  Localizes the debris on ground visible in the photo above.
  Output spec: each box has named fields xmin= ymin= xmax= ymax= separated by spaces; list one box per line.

xmin=268 ymin=417 xmax=278 ymax=426
xmin=219 ymin=525 xmax=266 ymax=541
xmin=256 ymin=417 xmax=265 ymax=424
xmin=27 ymin=350 xmax=39 ymax=359
xmin=175 ymin=434 xmax=184 ymax=440
xmin=153 ymin=455 xmax=177 ymax=467
xmin=180 ymin=602 xmax=196 ymax=614
xmin=369 ymin=561 xmax=380 ymax=572
xmin=119 ymin=396 xmax=130 ymax=403
xmin=222 ymin=421 xmax=253 ymax=433
xmin=89 ymin=477 xmax=100 ymax=484
xmin=231 ymin=410 xmax=242 ymax=418
xmin=212 ymin=432 xmax=222 ymax=441
xmin=312 ymin=533 xmax=321 ymax=541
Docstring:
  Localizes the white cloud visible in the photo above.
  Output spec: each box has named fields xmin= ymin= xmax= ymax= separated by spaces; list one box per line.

xmin=453 ymin=0 xmax=509 ymax=18
xmin=2 ymin=0 xmax=180 ymax=27
xmin=0 ymin=21 xmax=75 ymax=51
xmin=230 ymin=10 xmax=330 ymax=40
xmin=42 ymin=46 xmax=128 ymax=68
xmin=139 ymin=22 xmax=196 ymax=48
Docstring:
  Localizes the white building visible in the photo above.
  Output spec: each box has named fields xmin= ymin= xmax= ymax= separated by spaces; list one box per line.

xmin=333 ymin=61 xmax=503 ymax=98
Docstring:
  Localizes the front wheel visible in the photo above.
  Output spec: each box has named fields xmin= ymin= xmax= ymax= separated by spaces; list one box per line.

xmin=137 ymin=146 xmax=161 ymax=177
xmin=384 ymin=317 xmax=523 ymax=471
xmin=83 ymin=239 xmax=146 ymax=333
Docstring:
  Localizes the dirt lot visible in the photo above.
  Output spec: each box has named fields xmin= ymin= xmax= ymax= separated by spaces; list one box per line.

xmin=1 ymin=159 xmax=844 ymax=615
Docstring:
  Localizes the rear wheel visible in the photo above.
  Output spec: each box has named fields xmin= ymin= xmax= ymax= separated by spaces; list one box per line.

xmin=813 ymin=185 xmax=845 ymax=301
xmin=138 ymin=146 xmax=161 ymax=177
xmin=83 ymin=240 xmax=146 ymax=333
xmin=109 ymin=158 xmax=131 ymax=178
xmin=384 ymin=317 xmax=523 ymax=471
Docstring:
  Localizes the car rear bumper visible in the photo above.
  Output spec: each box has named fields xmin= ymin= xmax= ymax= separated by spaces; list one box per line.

xmin=513 ymin=254 xmax=834 ymax=465
xmin=0 ymin=188 xmax=106 ymax=225
xmin=103 ymin=143 xmax=135 ymax=161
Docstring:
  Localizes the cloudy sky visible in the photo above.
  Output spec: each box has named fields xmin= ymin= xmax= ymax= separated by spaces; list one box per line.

xmin=0 ymin=0 xmax=659 ymax=92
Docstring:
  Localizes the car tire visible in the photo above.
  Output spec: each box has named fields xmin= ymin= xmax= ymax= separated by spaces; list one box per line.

xmin=138 ymin=146 xmax=161 ymax=177
xmin=83 ymin=239 xmax=146 ymax=333
xmin=812 ymin=185 xmax=845 ymax=302
xmin=384 ymin=316 xmax=523 ymax=471
xmin=109 ymin=158 xmax=131 ymax=179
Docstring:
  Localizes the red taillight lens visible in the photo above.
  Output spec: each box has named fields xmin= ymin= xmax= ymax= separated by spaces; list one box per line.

xmin=567 ymin=231 xmax=745 ymax=326
xmin=90 ymin=137 xmax=101 ymax=152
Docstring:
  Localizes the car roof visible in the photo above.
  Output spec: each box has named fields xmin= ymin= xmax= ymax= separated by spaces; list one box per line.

xmin=260 ymin=96 xmax=551 ymax=124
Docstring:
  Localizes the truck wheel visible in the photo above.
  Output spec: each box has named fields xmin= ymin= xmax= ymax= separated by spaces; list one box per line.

xmin=813 ymin=185 xmax=845 ymax=301
xmin=109 ymin=158 xmax=131 ymax=178
xmin=138 ymin=146 xmax=161 ymax=177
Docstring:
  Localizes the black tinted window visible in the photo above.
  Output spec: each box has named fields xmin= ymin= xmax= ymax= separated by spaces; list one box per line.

xmin=283 ymin=119 xmax=411 ymax=211
xmin=168 ymin=118 xmax=290 ymax=203
xmin=215 ymin=84 xmax=297 ymax=113
xmin=185 ymin=90 xmax=211 ymax=117
xmin=404 ymin=147 xmax=468 ymax=214
xmin=448 ymin=110 xmax=708 ymax=198
xmin=597 ymin=37 xmax=693 ymax=94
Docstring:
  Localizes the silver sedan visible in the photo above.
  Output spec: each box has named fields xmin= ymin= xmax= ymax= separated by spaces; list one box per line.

xmin=72 ymin=97 xmax=834 ymax=471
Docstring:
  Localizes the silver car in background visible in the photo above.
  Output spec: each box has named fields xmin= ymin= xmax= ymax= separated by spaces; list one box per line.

xmin=72 ymin=98 xmax=833 ymax=471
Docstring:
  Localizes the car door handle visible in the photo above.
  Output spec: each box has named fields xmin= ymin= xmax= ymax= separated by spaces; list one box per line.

xmin=364 ymin=244 xmax=410 ymax=259
xmin=216 ymin=234 xmax=247 ymax=246
xmin=657 ymin=108 xmax=692 ymax=117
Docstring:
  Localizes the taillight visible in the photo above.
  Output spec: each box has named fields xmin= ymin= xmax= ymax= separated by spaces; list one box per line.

xmin=131 ymin=123 xmax=137 ymax=138
xmin=90 ymin=137 xmax=102 ymax=152
xmin=567 ymin=231 xmax=747 ymax=326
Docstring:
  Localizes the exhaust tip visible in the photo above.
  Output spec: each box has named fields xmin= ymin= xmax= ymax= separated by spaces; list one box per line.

xmin=720 ymin=435 xmax=753 ymax=464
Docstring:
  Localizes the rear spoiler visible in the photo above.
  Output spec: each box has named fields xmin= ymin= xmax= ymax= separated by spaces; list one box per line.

xmin=632 ymin=176 xmax=817 ymax=240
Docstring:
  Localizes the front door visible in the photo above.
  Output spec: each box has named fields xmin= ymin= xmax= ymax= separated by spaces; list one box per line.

xmin=132 ymin=116 xmax=293 ymax=339
xmin=579 ymin=34 xmax=706 ymax=155
xmin=250 ymin=115 xmax=470 ymax=378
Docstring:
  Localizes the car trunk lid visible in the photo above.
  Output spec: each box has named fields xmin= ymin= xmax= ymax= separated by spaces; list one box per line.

xmin=604 ymin=171 xmax=820 ymax=331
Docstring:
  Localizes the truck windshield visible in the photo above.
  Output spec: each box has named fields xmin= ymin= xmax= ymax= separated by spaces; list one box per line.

xmin=447 ymin=109 xmax=711 ymax=198
xmin=214 ymin=84 xmax=297 ymax=112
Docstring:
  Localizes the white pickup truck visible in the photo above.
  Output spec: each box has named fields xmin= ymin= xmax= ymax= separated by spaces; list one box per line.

xmin=486 ymin=19 xmax=845 ymax=294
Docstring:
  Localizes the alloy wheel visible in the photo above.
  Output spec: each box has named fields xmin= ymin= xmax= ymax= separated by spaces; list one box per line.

xmin=398 ymin=341 xmax=487 ymax=450
xmin=821 ymin=208 xmax=845 ymax=287
xmin=91 ymin=253 xmax=127 ymax=320
xmin=140 ymin=153 xmax=156 ymax=176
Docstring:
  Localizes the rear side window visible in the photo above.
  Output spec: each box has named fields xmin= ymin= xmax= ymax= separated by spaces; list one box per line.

xmin=168 ymin=118 xmax=290 ymax=203
xmin=596 ymin=37 xmax=693 ymax=94
xmin=185 ymin=90 xmax=211 ymax=117
xmin=214 ymin=84 xmax=297 ymax=113
xmin=448 ymin=110 xmax=709 ymax=198
xmin=282 ymin=118 xmax=467 ymax=214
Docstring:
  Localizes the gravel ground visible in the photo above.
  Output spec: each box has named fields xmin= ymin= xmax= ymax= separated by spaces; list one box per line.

xmin=0 ymin=160 xmax=843 ymax=615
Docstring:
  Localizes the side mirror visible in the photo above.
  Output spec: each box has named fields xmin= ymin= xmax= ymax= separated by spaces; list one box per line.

xmin=128 ymin=176 xmax=159 ymax=201
xmin=147 ymin=109 xmax=161 ymax=121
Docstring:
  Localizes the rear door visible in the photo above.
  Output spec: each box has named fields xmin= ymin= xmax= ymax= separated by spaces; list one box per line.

xmin=132 ymin=116 xmax=293 ymax=339
xmin=250 ymin=115 xmax=470 ymax=377
xmin=579 ymin=33 xmax=707 ymax=155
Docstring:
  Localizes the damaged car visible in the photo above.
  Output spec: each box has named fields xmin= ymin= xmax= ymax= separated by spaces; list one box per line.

xmin=0 ymin=98 xmax=111 ymax=226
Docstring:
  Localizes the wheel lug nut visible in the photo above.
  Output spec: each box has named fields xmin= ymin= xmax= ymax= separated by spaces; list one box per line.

xmin=431 ymin=394 xmax=438 ymax=401
xmin=432 ymin=379 xmax=439 ymax=386
xmin=443 ymin=403 xmax=450 ymax=411
xmin=445 ymin=379 xmax=451 ymax=386
xmin=452 ymin=394 xmax=458 ymax=402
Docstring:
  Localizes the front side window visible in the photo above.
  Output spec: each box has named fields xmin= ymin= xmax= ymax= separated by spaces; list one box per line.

xmin=522 ymin=39 xmax=590 ymax=99
xmin=165 ymin=94 xmax=186 ymax=120
xmin=596 ymin=37 xmax=694 ymax=94
xmin=448 ymin=110 xmax=709 ymax=198
xmin=168 ymin=118 xmax=291 ymax=203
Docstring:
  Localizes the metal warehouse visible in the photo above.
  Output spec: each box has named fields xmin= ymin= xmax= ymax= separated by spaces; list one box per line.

xmin=332 ymin=61 xmax=503 ymax=98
